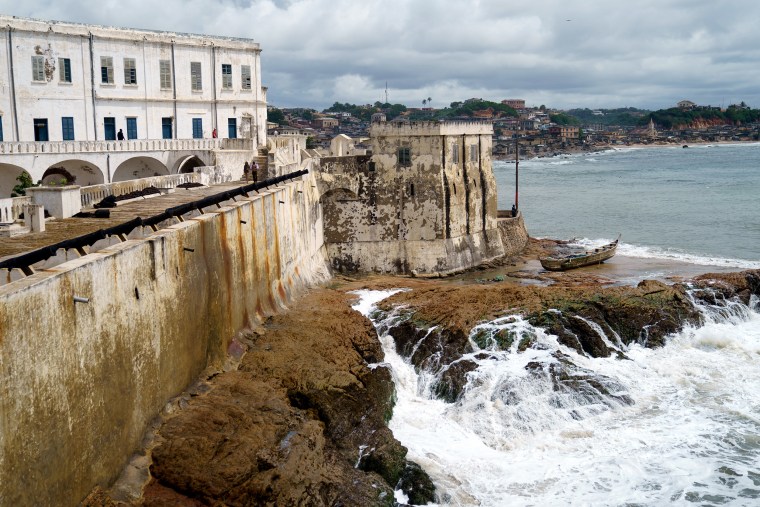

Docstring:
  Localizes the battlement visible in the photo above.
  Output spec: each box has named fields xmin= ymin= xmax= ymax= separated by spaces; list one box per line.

xmin=369 ymin=120 xmax=493 ymax=137
xmin=0 ymin=14 xmax=260 ymax=50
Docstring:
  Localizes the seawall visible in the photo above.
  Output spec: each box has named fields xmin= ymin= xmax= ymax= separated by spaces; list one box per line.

xmin=497 ymin=211 xmax=529 ymax=256
xmin=0 ymin=174 xmax=328 ymax=506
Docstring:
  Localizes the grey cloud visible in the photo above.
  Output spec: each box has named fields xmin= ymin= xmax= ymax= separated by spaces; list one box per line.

xmin=4 ymin=0 xmax=760 ymax=109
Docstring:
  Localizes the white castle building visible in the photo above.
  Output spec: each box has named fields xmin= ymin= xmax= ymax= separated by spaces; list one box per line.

xmin=0 ymin=15 xmax=267 ymax=196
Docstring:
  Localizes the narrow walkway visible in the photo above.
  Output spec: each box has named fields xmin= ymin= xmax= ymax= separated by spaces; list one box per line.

xmin=0 ymin=182 xmax=250 ymax=261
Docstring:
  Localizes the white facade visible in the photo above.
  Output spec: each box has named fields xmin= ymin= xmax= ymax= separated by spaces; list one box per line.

xmin=0 ymin=15 xmax=267 ymax=147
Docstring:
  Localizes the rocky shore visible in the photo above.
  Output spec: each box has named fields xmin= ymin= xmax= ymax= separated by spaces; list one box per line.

xmin=86 ymin=239 xmax=760 ymax=506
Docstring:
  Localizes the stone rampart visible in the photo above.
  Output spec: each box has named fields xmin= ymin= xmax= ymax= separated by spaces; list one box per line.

xmin=0 ymin=174 xmax=328 ymax=506
xmin=497 ymin=211 xmax=529 ymax=256
xmin=327 ymin=229 xmax=505 ymax=276
xmin=369 ymin=120 xmax=492 ymax=137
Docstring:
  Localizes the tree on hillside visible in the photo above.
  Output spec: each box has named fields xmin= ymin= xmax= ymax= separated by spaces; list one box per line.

xmin=550 ymin=112 xmax=580 ymax=126
xmin=267 ymin=108 xmax=285 ymax=124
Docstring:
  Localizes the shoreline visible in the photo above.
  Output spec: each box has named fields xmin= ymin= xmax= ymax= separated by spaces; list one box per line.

xmin=494 ymin=138 xmax=760 ymax=162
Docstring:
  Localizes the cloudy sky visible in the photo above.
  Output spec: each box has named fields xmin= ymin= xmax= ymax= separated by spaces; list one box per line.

xmin=4 ymin=0 xmax=760 ymax=110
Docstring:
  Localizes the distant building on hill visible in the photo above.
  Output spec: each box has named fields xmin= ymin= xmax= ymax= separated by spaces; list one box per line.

xmin=678 ymin=100 xmax=697 ymax=110
xmin=312 ymin=117 xmax=339 ymax=129
xmin=549 ymin=125 xmax=580 ymax=139
xmin=501 ymin=99 xmax=525 ymax=109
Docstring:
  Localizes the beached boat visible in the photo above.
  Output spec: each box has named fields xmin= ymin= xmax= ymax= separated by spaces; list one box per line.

xmin=540 ymin=236 xmax=620 ymax=271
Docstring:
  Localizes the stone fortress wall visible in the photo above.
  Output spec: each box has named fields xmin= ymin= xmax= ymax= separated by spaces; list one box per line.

xmin=0 ymin=123 xmax=528 ymax=504
xmin=316 ymin=121 xmax=516 ymax=276
xmin=0 ymin=171 xmax=328 ymax=506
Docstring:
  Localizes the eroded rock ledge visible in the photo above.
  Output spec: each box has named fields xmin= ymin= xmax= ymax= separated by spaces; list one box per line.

xmin=96 ymin=290 xmax=434 ymax=506
xmin=373 ymin=270 xmax=760 ymax=405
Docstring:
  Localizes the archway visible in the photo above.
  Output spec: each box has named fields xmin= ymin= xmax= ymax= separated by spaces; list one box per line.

xmin=42 ymin=160 xmax=105 ymax=187
xmin=0 ymin=163 xmax=31 ymax=198
xmin=41 ymin=167 xmax=76 ymax=186
xmin=174 ymin=155 xmax=207 ymax=174
xmin=113 ymin=157 xmax=170 ymax=182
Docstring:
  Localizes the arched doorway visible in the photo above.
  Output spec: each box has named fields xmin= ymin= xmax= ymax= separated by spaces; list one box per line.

xmin=174 ymin=155 xmax=207 ymax=174
xmin=112 ymin=157 xmax=170 ymax=182
xmin=42 ymin=160 xmax=105 ymax=187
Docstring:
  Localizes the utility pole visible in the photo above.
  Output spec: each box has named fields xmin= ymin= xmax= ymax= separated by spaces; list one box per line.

xmin=514 ymin=137 xmax=519 ymax=211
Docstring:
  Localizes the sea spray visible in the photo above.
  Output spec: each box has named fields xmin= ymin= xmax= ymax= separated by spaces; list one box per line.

xmin=353 ymin=288 xmax=760 ymax=506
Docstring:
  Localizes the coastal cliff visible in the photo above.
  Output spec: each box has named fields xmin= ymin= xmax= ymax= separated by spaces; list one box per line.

xmin=89 ymin=266 xmax=760 ymax=506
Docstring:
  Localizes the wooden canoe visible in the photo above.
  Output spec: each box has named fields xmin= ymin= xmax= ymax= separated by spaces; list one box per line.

xmin=540 ymin=236 xmax=620 ymax=271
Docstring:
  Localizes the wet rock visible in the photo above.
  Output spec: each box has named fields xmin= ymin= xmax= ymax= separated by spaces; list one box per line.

xmin=432 ymin=358 xmax=479 ymax=403
xmin=387 ymin=318 xmax=473 ymax=372
xmin=140 ymin=290 xmax=422 ymax=506
xmin=529 ymin=352 xmax=634 ymax=410
xmin=397 ymin=461 xmax=437 ymax=505
xmin=358 ymin=427 xmax=408 ymax=486
xmin=692 ymin=269 xmax=760 ymax=306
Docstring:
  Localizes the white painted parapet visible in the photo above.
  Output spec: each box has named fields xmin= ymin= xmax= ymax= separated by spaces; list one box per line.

xmin=26 ymin=185 xmax=82 ymax=218
xmin=0 ymin=196 xmax=31 ymax=223
xmin=0 ymin=138 xmax=252 ymax=155
xmin=80 ymin=173 xmax=203 ymax=208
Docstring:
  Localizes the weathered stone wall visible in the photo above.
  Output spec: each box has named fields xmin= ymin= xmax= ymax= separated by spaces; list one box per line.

xmin=0 ymin=174 xmax=328 ymax=506
xmin=497 ymin=212 xmax=529 ymax=256
xmin=327 ymin=229 xmax=505 ymax=276
xmin=317 ymin=122 xmax=507 ymax=275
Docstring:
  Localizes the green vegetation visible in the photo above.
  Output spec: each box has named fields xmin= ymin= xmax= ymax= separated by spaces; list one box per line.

xmin=323 ymin=101 xmax=407 ymax=121
xmin=641 ymin=103 xmax=760 ymax=129
xmin=442 ymin=99 xmax=517 ymax=118
xmin=287 ymin=108 xmax=315 ymax=121
xmin=267 ymin=107 xmax=285 ymax=125
xmin=565 ymin=107 xmax=650 ymax=126
xmin=323 ymin=98 xmax=518 ymax=122
xmin=11 ymin=172 xmax=38 ymax=197
xmin=549 ymin=112 xmax=580 ymax=126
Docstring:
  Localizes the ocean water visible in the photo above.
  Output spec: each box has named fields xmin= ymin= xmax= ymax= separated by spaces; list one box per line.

xmin=351 ymin=145 xmax=760 ymax=506
xmin=354 ymin=290 xmax=760 ymax=506
xmin=494 ymin=143 xmax=760 ymax=269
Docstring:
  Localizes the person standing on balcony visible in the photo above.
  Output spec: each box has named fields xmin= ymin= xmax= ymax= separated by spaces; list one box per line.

xmin=212 ymin=128 xmax=218 ymax=138
xmin=117 ymin=129 xmax=125 ymax=141
xmin=252 ymin=161 xmax=259 ymax=183
xmin=243 ymin=161 xmax=250 ymax=183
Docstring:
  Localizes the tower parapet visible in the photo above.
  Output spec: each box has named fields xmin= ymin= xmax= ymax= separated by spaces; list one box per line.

xmin=369 ymin=120 xmax=493 ymax=137
xmin=318 ymin=120 xmax=504 ymax=276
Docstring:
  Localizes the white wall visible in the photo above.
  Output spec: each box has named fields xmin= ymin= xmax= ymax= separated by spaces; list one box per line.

xmin=0 ymin=16 xmax=266 ymax=146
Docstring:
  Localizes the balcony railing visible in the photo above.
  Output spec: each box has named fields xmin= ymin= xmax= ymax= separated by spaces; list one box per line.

xmin=0 ymin=138 xmax=253 ymax=155
xmin=0 ymin=196 xmax=32 ymax=223
xmin=80 ymin=173 xmax=203 ymax=208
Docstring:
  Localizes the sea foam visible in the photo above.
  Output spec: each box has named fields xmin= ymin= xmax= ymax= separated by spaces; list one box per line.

xmin=353 ymin=288 xmax=760 ymax=506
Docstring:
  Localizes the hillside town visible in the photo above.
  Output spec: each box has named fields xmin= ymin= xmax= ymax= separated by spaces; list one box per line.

xmin=268 ymin=98 xmax=760 ymax=160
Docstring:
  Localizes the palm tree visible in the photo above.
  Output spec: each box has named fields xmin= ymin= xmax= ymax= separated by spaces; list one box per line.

xmin=422 ymin=99 xmax=427 ymax=107
xmin=428 ymin=96 xmax=432 ymax=106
